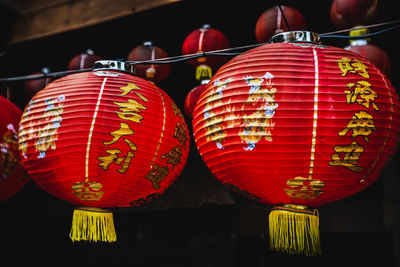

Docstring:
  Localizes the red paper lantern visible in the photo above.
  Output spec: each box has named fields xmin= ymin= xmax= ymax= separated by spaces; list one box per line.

xmin=192 ymin=31 xmax=400 ymax=256
xmin=68 ymin=49 xmax=102 ymax=70
xmin=184 ymin=83 xmax=207 ymax=120
xmin=330 ymin=0 xmax=379 ymax=29
xmin=24 ymin=68 xmax=52 ymax=99
xmin=255 ymin=5 xmax=307 ymax=43
xmin=182 ymin=24 xmax=230 ymax=81
xmin=19 ymin=60 xmax=190 ymax=242
xmin=126 ymin=41 xmax=171 ymax=83
xmin=0 ymin=96 xmax=29 ymax=201
xmin=345 ymin=27 xmax=391 ymax=77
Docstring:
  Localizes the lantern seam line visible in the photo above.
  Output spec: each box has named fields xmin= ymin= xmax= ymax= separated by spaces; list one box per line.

xmin=198 ymin=28 xmax=206 ymax=53
xmin=149 ymin=86 xmax=166 ymax=170
xmin=276 ymin=6 xmax=282 ymax=32
xmin=85 ymin=77 xmax=108 ymax=182
xmin=308 ymin=48 xmax=319 ymax=180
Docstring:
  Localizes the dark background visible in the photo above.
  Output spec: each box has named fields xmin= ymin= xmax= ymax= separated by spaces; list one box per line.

xmin=0 ymin=0 xmax=399 ymax=266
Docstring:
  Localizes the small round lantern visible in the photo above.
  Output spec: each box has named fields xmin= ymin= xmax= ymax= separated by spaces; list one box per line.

xmin=68 ymin=49 xmax=102 ymax=70
xmin=19 ymin=60 xmax=190 ymax=242
xmin=184 ymin=82 xmax=208 ymax=120
xmin=24 ymin=67 xmax=52 ymax=99
xmin=345 ymin=26 xmax=391 ymax=77
xmin=182 ymin=24 xmax=230 ymax=81
xmin=255 ymin=5 xmax=307 ymax=44
xmin=330 ymin=0 xmax=379 ymax=29
xmin=126 ymin=41 xmax=171 ymax=83
xmin=0 ymin=95 xmax=29 ymax=202
xmin=192 ymin=31 xmax=400 ymax=256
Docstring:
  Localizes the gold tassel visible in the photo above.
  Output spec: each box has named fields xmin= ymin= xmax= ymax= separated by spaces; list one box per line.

xmin=195 ymin=65 xmax=212 ymax=81
xmin=69 ymin=207 xmax=117 ymax=242
xmin=268 ymin=204 xmax=321 ymax=256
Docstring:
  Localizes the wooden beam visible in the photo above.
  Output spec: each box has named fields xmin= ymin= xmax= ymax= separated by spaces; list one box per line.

xmin=2 ymin=0 xmax=181 ymax=45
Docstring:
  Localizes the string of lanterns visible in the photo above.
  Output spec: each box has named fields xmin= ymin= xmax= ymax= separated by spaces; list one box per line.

xmin=1 ymin=0 xmax=399 ymax=257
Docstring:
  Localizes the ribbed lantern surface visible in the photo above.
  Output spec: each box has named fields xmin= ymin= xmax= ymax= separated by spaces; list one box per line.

xmin=0 ymin=96 xmax=28 ymax=202
xmin=19 ymin=68 xmax=189 ymax=241
xmin=192 ymin=37 xmax=400 ymax=255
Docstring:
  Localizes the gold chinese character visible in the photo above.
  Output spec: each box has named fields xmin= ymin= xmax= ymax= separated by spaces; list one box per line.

xmin=171 ymin=102 xmax=184 ymax=120
xmin=119 ymin=83 xmax=149 ymax=103
xmin=72 ymin=181 xmax=104 ymax=201
xmin=114 ymin=99 xmax=147 ymax=123
xmin=129 ymin=192 xmax=160 ymax=206
xmin=123 ymin=138 xmax=137 ymax=151
xmin=338 ymin=58 xmax=369 ymax=78
xmin=104 ymin=122 xmax=134 ymax=145
xmin=328 ymin=141 xmax=364 ymax=172
xmin=345 ymin=81 xmax=378 ymax=110
xmin=338 ymin=111 xmax=376 ymax=143
xmin=161 ymin=146 xmax=182 ymax=170
xmin=284 ymin=176 xmax=325 ymax=199
xmin=98 ymin=149 xmax=134 ymax=174
xmin=145 ymin=164 xmax=169 ymax=190
xmin=0 ymin=129 xmax=19 ymax=176
xmin=174 ymin=123 xmax=188 ymax=148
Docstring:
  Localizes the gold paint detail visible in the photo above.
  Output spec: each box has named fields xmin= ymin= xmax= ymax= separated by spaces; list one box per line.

xmin=72 ymin=181 xmax=104 ymax=201
xmin=328 ymin=141 xmax=364 ymax=172
xmin=77 ymin=77 xmax=107 ymax=201
xmin=284 ymin=48 xmax=325 ymax=199
xmin=149 ymin=86 xmax=166 ymax=170
xmin=284 ymin=176 xmax=325 ymax=199
xmin=86 ymin=78 xmax=107 ymax=182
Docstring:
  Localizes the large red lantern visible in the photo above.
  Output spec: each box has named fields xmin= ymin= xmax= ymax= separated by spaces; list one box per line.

xmin=193 ymin=31 xmax=400 ymax=256
xmin=345 ymin=27 xmax=391 ymax=77
xmin=0 ymin=96 xmax=28 ymax=201
xmin=19 ymin=60 xmax=190 ymax=242
xmin=330 ymin=0 xmax=379 ymax=29
xmin=182 ymin=24 xmax=230 ymax=81
xmin=127 ymin=41 xmax=171 ymax=83
xmin=184 ymin=83 xmax=207 ymax=120
xmin=255 ymin=5 xmax=307 ymax=44
xmin=68 ymin=49 xmax=102 ymax=70
xmin=24 ymin=67 xmax=52 ymax=100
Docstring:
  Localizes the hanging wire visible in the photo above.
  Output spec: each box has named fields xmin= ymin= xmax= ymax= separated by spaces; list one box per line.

xmin=278 ymin=5 xmax=291 ymax=31
xmin=0 ymin=19 xmax=399 ymax=83
xmin=319 ymin=19 xmax=400 ymax=36
xmin=320 ymin=22 xmax=400 ymax=39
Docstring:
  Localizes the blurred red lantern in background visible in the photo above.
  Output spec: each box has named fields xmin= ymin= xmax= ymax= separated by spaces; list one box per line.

xmin=192 ymin=31 xmax=400 ymax=256
xmin=68 ymin=49 xmax=102 ymax=70
xmin=0 ymin=95 xmax=29 ymax=202
xmin=182 ymin=24 xmax=230 ymax=81
xmin=255 ymin=5 xmax=307 ymax=43
xmin=24 ymin=67 xmax=52 ymax=100
xmin=345 ymin=26 xmax=391 ymax=77
xmin=184 ymin=83 xmax=207 ymax=120
xmin=19 ymin=60 xmax=189 ymax=242
xmin=127 ymin=41 xmax=171 ymax=83
xmin=330 ymin=0 xmax=379 ymax=29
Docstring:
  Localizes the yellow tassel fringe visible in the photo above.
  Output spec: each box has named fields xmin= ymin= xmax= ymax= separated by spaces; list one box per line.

xmin=69 ymin=207 xmax=117 ymax=243
xmin=269 ymin=205 xmax=321 ymax=256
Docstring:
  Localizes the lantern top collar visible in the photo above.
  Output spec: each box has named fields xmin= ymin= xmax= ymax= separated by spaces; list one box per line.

xmin=93 ymin=60 xmax=135 ymax=74
xmin=270 ymin=31 xmax=320 ymax=44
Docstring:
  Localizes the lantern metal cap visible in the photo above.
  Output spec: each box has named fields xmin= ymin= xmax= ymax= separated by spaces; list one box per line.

xmin=92 ymin=60 xmax=135 ymax=74
xmin=270 ymin=31 xmax=320 ymax=44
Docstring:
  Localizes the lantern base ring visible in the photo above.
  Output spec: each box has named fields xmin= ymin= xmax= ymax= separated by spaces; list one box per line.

xmin=69 ymin=207 xmax=117 ymax=243
xmin=271 ymin=204 xmax=315 ymax=214
xmin=268 ymin=204 xmax=321 ymax=256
